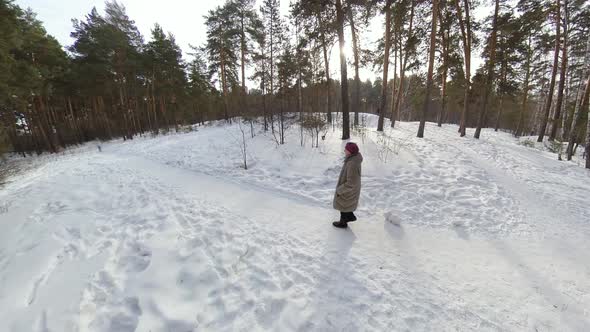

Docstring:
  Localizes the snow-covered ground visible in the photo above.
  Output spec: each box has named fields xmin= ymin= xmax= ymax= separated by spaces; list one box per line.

xmin=1 ymin=114 xmax=589 ymax=331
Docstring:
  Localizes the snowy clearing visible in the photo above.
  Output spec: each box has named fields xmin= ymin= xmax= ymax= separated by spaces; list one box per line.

xmin=1 ymin=115 xmax=589 ymax=331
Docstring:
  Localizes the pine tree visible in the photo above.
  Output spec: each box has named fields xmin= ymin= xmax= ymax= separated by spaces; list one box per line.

xmin=514 ymin=0 xmax=547 ymax=137
xmin=538 ymin=0 xmax=561 ymax=142
xmin=205 ymin=5 xmax=239 ymax=121
xmin=187 ymin=46 xmax=213 ymax=124
xmin=335 ymin=0 xmax=350 ymax=139
xmin=474 ymin=0 xmax=500 ymax=139
xmin=0 ymin=1 xmax=20 ymax=124
xmin=317 ymin=3 xmax=334 ymax=124
xmin=103 ymin=0 xmax=144 ymax=138
xmin=290 ymin=2 xmax=313 ymax=145
xmin=348 ymin=3 xmax=362 ymax=127
xmin=492 ymin=11 xmax=527 ymax=132
xmin=561 ymin=0 xmax=589 ymax=143
xmin=260 ymin=0 xmax=284 ymax=132
xmin=277 ymin=39 xmax=297 ymax=144
xmin=377 ymin=0 xmax=393 ymax=132
xmin=293 ymin=0 xmax=336 ymax=124
xmin=567 ymin=71 xmax=590 ymax=159
xmin=392 ymin=0 xmax=416 ymax=128
xmin=250 ymin=13 xmax=269 ymax=130
xmin=226 ymin=0 xmax=260 ymax=93
xmin=145 ymin=24 xmax=187 ymax=132
xmin=548 ymin=0 xmax=569 ymax=140
xmin=437 ymin=0 xmax=458 ymax=127
xmin=69 ymin=1 xmax=145 ymax=140
xmin=6 ymin=6 xmax=69 ymax=153
xmin=516 ymin=35 xmax=533 ymax=137
xmin=417 ymin=0 xmax=438 ymax=138
xmin=454 ymin=0 xmax=473 ymax=137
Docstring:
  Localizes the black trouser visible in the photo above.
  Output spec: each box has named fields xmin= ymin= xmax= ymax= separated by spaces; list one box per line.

xmin=340 ymin=212 xmax=356 ymax=222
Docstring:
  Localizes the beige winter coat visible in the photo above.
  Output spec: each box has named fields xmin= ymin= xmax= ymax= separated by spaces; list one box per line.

xmin=333 ymin=153 xmax=363 ymax=212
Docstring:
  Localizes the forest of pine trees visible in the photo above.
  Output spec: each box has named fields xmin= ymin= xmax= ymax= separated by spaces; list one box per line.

xmin=0 ymin=0 xmax=589 ymax=167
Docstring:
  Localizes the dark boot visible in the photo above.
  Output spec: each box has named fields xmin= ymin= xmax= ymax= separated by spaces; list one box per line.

xmin=332 ymin=220 xmax=348 ymax=228
xmin=341 ymin=212 xmax=357 ymax=222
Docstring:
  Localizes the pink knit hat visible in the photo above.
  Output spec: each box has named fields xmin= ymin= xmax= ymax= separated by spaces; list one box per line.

xmin=345 ymin=142 xmax=359 ymax=154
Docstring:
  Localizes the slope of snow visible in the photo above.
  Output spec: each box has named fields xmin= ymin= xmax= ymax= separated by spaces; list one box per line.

xmin=0 ymin=114 xmax=589 ymax=331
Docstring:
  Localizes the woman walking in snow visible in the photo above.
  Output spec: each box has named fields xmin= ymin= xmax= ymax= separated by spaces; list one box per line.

xmin=333 ymin=142 xmax=363 ymax=228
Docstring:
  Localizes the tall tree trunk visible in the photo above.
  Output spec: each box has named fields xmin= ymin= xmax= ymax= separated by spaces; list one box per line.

xmin=6 ymin=110 xmax=23 ymax=156
xmin=393 ymin=0 xmax=415 ymax=128
xmin=474 ymin=0 xmax=499 ymax=139
xmin=569 ymin=45 xmax=590 ymax=140
xmin=240 ymin=12 xmax=246 ymax=93
xmin=270 ymin=17 xmax=275 ymax=133
xmin=32 ymin=96 xmax=55 ymax=153
xmin=377 ymin=0 xmax=393 ymax=132
xmin=348 ymin=7 xmax=361 ymax=127
xmin=389 ymin=25 xmax=399 ymax=126
xmin=438 ymin=67 xmax=447 ymax=127
xmin=538 ymin=0 xmax=561 ymax=142
xmin=564 ymin=36 xmax=590 ymax=160
xmin=67 ymin=97 xmax=82 ymax=143
xmin=152 ymin=80 xmax=159 ymax=131
xmin=516 ymin=36 xmax=532 ymax=137
xmin=495 ymin=60 xmax=508 ymax=131
xmin=335 ymin=0 xmax=350 ymax=139
xmin=564 ymin=77 xmax=582 ymax=139
xmin=118 ymin=82 xmax=130 ymax=139
xmin=394 ymin=43 xmax=405 ymax=127
xmin=297 ymin=76 xmax=303 ymax=132
xmin=533 ymin=82 xmax=548 ymax=134
xmin=99 ymin=96 xmax=112 ymax=138
xmin=567 ymin=72 xmax=590 ymax=160
xmin=417 ymin=0 xmax=438 ymax=138
xmin=299 ymin=80 xmax=303 ymax=146
xmin=495 ymin=97 xmax=504 ymax=132
xmin=280 ymin=95 xmax=285 ymax=144
xmin=318 ymin=9 xmax=332 ymax=123
xmin=550 ymin=0 xmax=568 ymax=141
xmin=159 ymin=97 xmax=167 ymax=132
xmin=562 ymin=74 xmax=572 ymax=137
xmin=261 ymin=45 xmax=268 ymax=131
xmin=455 ymin=0 xmax=471 ymax=137
xmin=296 ymin=15 xmax=303 ymax=129
xmin=220 ymin=50 xmax=229 ymax=121
xmin=437 ymin=2 xmax=449 ymax=127
xmin=173 ymin=98 xmax=179 ymax=133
